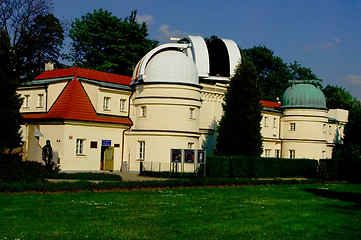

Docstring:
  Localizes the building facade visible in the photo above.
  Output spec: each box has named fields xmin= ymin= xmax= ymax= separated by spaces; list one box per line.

xmin=17 ymin=36 xmax=348 ymax=172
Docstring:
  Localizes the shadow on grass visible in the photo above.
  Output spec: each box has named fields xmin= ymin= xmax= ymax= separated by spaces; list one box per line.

xmin=304 ymin=188 xmax=361 ymax=208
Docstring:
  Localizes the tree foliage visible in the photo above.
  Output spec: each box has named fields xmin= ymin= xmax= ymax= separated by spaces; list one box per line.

xmin=216 ymin=58 xmax=263 ymax=156
xmin=0 ymin=30 xmax=23 ymax=152
xmin=241 ymin=46 xmax=321 ymax=101
xmin=0 ymin=0 xmax=52 ymax=48
xmin=67 ymin=9 xmax=158 ymax=76
xmin=335 ymin=101 xmax=361 ymax=181
xmin=322 ymin=85 xmax=357 ymax=110
xmin=16 ymin=14 xmax=64 ymax=81
xmin=0 ymin=0 xmax=64 ymax=82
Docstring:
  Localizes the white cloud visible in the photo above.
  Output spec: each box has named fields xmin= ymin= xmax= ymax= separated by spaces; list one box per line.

xmin=343 ymin=74 xmax=361 ymax=88
xmin=136 ymin=14 xmax=154 ymax=25
xmin=157 ymin=24 xmax=188 ymax=43
xmin=333 ymin=37 xmax=341 ymax=43
xmin=321 ymin=42 xmax=336 ymax=49
xmin=321 ymin=37 xmax=341 ymax=49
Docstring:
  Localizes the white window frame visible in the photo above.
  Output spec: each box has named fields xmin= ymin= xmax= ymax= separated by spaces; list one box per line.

xmin=289 ymin=123 xmax=296 ymax=131
xmin=103 ymin=97 xmax=111 ymax=110
xmin=329 ymin=125 xmax=332 ymax=134
xmin=264 ymin=116 xmax=268 ymax=127
xmin=289 ymin=150 xmax=295 ymax=159
xmin=189 ymin=108 xmax=195 ymax=119
xmin=323 ymin=124 xmax=327 ymax=133
xmin=76 ymin=139 xmax=85 ymax=155
xmin=275 ymin=149 xmax=280 ymax=158
xmin=265 ymin=149 xmax=271 ymax=157
xmin=24 ymin=95 xmax=30 ymax=108
xmin=273 ymin=118 xmax=277 ymax=128
xmin=140 ymin=106 xmax=146 ymax=117
xmin=138 ymin=141 xmax=145 ymax=160
xmin=37 ymin=94 xmax=44 ymax=108
xmin=120 ymin=99 xmax=127 ymax=112
xmin=188 ymin=142 xmax=194 ymax=149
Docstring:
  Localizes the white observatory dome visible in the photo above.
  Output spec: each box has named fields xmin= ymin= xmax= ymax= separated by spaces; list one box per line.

xmin=144 ymin=50 xmax=199 ymax=85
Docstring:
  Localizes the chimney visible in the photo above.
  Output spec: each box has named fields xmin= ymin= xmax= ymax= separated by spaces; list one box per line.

xmin=45 ymin=62 xmax=54 ymax=71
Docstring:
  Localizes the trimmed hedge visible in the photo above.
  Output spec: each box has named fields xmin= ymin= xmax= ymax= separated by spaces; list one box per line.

xmin=206 ymin=155 xmax=318 ymax=178
xmin=0 ymin=178 xmax=322 ymax=193
xmin=318 ymin=158 xmax=339 ymax=179
xmin=45 ymin=172 xmax=123 ymax=181
xmin=0 ymin=153 xmax=46 ymax=183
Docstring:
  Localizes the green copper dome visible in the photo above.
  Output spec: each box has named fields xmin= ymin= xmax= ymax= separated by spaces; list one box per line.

xmin=281 ymin=83 xmax=327 ymax=110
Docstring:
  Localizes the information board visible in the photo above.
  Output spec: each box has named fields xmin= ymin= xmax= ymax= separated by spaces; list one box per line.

xmin=102 ymin=140 xmax=111 ymax=146
xmin=171 ymin=149 xmax=182 ymax=163
xmin=184 ymin=149 xmax=195 ymax=163
xmin=197 ymin=150 xmax=206 ymax=164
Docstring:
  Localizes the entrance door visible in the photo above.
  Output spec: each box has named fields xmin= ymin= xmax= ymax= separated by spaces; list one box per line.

xmin=104 ymin=147 xmax=114 ymax=171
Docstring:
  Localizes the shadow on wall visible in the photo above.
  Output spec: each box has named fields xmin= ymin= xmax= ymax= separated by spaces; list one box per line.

xmin=334 ymin=127 xmax=342 ymax=144
xmin=202 ymin=119 xmax=218 ymax=155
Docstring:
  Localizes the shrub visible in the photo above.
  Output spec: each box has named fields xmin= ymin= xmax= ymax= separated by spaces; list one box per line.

xmin=0 ymin=153 xmax=45 ymax=183
xmin=45 ymin=172 xmax=122 ymax=181
xmin=206 ymin=155 xmax=318 ymax=178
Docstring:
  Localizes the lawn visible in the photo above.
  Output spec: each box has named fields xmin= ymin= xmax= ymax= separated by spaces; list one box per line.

xmin=1 ymin=183 xmax=360 ymax=239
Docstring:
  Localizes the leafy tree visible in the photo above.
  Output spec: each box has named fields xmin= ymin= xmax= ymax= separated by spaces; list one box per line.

xmin=0 ymin=0 xmax=52 ymax=48
xmin=241 ymin=46 xmax=321 ymax=101
xmin=0 ymin=0 xmax=64 ymax=82
xmin=336 ymin=101 xmax=361 ymax=181
xmin=322 ymin=85 xmax=357 ymax=110
xmin=288 ymin=61 xmax=320 ymax=82
xmin=216 ymin=58 xmax=263 ymax=156
xmin=0 ymin=30 xmax=23 ymax=152
xmin=67 ymin=9 xmax=158 ymax=76
xmin=204 ymin=35 xmax=219 ymax=43
xmin=16 ymin=14 xmax=64 ymax=81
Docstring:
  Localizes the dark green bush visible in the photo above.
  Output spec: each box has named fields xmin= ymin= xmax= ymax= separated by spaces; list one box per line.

xmin=0 ymin=153 xmax=45 ymax=183
xmin=318 ymin=158 xmax=339 ymax=179
xmin=45 ymin=172 xmax=122 ymax=181
xmin=206 ymin=155 xmax=318 ymax=178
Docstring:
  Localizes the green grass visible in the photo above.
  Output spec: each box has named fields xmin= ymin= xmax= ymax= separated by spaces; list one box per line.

xmin=1 ymin=183 xmax=360 ymax=239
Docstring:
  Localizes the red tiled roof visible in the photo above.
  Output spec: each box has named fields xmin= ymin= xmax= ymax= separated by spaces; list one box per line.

xmin=35 ymin=67 xmax=132 ymax=86
xmin=22 ymin=78 xmax=132 ymax=125
xmin=260 ymin=100 xmax=281 ymax=108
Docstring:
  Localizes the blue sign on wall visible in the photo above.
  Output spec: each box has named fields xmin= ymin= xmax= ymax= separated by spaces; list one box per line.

xmin=102 ymin=140 xmax=111 ymax=146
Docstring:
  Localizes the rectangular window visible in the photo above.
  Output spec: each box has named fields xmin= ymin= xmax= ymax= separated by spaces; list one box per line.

xmin=138 ymin=141 xmax=145 ymax=160
xmin=76 ymin=139 xmax=85 ymax=155
xmin=322 ymin=151 xmax=326 ymax=158
xmin=103 ymin=97 xmax=111 ymax=110
xmin=120 ymin=99 xmax=127 ymax=112
xmin=265 ymin=149 xmax=271 ymax=157
xmin=90 ymin=141 xmax=97 ymax=148
xmin=264 ymin=116 xmax=268 ymax=127
xmin=140 ymin=106 xmax=146 ymax=117
xmin=37 ymin=94 xmax=44 ymax=108
xmin=323 ymin=124 xmax=327 ymax=133
xmin=289 ymin=123 xmax=296 ymax=131
xmin=329 ymin=125 xmax=332 ymax=134
xmin=24 ymin=95 xmax=30 ymax=108
xmin=188 ymin=142 xmax=194 ymax=149
xmin=273 ymin=118 xmax=277 ymax=128
xmin=289 ymin=150 xmax=295 ymax=159
xmin=189 ymin=108 xmax=195 ymax=119
xmin=275 ymin=149 xmax=280 ymax=158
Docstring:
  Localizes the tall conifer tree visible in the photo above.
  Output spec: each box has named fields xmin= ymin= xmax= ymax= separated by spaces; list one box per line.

xmin=216 ymin=58 xmax=263 ymax=156
xmin=0 ymin=30 xmax=23 ymax=152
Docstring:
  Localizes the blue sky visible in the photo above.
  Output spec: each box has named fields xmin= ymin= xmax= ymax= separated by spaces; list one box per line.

xmin=53 ymin=0 xmax=361 ymax=100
